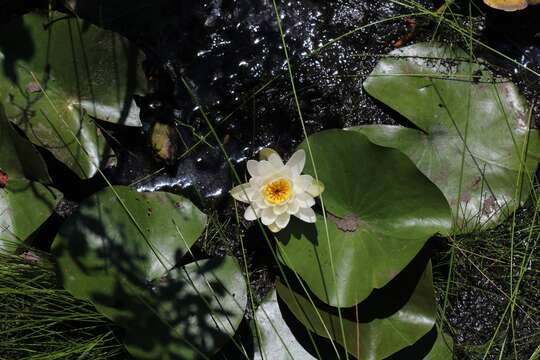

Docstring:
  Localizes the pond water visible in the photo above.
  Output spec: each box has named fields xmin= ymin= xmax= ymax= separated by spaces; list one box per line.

xmin=3 ymin=0 xmax=540 ymax=358
xmin=108 ymin=0 xmax=421 ymax=206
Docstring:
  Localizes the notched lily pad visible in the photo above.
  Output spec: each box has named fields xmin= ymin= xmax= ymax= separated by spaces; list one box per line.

xmin=357 ymin=43 xmax=540 ymax=234
xmin=52 ymin=185 xmax=207 ymax=318
xmin=124 ymin=256 xmax=248 ymax=360
xmin=276 ymin=262 xmax=437 ymax=360
xmin=277 ymin=129 xmax=451 ymax=307
xmin=0 ymin=12 xmax=147 ymax=178
xmin=0 ymin=103 xmax=61 ymax=252
xmin=0 ymin=102 xmax=51 ymax=183
xmin=53 ymin=186 xmax=246 ymax=359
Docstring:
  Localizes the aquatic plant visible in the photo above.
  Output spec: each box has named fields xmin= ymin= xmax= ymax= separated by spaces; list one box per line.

xmin=1 ymin=2 xmax=540 ymax=359
xmin=230 ymin=149 xmax=324 ymax=233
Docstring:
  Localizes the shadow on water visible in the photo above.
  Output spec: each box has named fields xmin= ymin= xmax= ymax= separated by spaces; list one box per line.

xmin=51 ymin=195 xmax=240 ymax=358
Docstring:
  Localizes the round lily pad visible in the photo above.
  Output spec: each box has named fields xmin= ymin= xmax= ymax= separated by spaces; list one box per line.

xmin=277 ymin=129 xmax=451 ymax=307
xmin=276 ymin=263 xmax=436 ymax=360
xmin=0 ymin=103 xmax=51 ymax=183
xmin=0 ymin=103 xmax=61 ymax=252
xmin=357 ymin=43 xmax=540 ymax=234
xmin=1 ymin=179 xmax=61 ymax=252
xmin=124 ymin=256 xmax=248 ymax=360
xmin=52 ymin=186 xmax=207 ymax=320
xmin=0 ymin=12 xmax=147 ymax=178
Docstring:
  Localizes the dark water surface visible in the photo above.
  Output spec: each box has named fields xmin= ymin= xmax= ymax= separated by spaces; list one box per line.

xmin=3 ymin=1 xmax=540 ymax=358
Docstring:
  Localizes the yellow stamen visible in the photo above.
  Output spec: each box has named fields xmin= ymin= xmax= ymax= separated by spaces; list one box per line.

xmin=264 ymin=178 xmax=292 ymax=205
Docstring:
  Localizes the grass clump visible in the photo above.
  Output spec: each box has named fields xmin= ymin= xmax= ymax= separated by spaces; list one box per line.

xmin=0 ymin=250 xmax=126 ymax=359
xmin=435 ymin=186 xmax=540 ymax=360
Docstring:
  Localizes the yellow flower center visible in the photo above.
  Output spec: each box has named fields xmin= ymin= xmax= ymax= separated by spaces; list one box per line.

xmin=264 ymin=178 xmax=292 ymax=205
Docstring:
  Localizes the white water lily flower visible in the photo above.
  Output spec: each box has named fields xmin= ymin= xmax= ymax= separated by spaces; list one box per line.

xmin=230 ymin=149 xmax=324 ymax=232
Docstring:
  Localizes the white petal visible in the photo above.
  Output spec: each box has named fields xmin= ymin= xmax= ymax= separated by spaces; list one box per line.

xmin=254 ymin=194 xmax=269 ymax=209
xmin=244 ymin=206 xmax=258 ymax=221
xmin=230 ymin=183 xmax=254 ymax=203
xmin=247 ymin=160 xmax=259 ymax=177
xmin=296 ymin=192 xmax=315 ymax=207
xmin=261 ymin=208 xmax=277 ymax=225
xmin=257 ymin=160 xmax=277 ymax=175
xmin=249 ymin=176 xmax=264 ymax=189
xmin=294 ymin=207 xmax=316 ymax=223
xmin=286 ymin=149 xmax=305 ymax=176
xmin=275 ymin=213 xmax=291 ymax=229
xmin=273 ymin=204 xmax=289 ymax=215
xmin=307 ymin=179 xmax=325 ymax=197
xmin=267 ymin=223 xmax=281 ymax=233
xmin=267 ymin=152 xmax=284 ymax=168
xmin=287 ymin=199 xmax=300 ymax=214
xmin=294 ymin=174 xmax=314 ymax=192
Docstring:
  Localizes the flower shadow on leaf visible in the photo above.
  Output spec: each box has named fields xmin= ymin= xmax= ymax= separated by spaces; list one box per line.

xmin=277 ymin=216 xmax=319 ymax=246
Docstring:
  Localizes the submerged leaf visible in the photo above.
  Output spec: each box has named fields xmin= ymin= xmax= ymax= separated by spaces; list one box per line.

xmin=150 ymin=122 xmax=178 ymax=163
xmin=358 ymin=43 xmax=540 ymax=234
xmin=277 ymin=129 xmax=451 ymax=307
xmin=0 ymin=12 xmax=147 ymax=178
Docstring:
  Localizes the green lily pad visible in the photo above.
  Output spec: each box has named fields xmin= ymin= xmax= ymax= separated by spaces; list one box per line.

xmin=0 ymin=12 xmax=147 ymax=178
xmin=277 ymin=129 xmax=451 ymax=307
xmin=252 ymin=289 xmax=317 ymax=360
xmin=124 ymin=256 xmax=248 ymax=359
xmin=276 ymin=263 xmax=436 ymax=360
xmin=356 ymin=43 xmax=540 ymax=234
xmin=52 ymin=185 xmax=207 ymax=320
xmin=0 ymin=103 xmax=51 ymax=183
xmin=0 ymin=103 xmax=61 ymax=252
xmin=1 ymin=178 xmax=61 ymax=252
xmin=424 ymin=329 xmax=454 ymax=360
